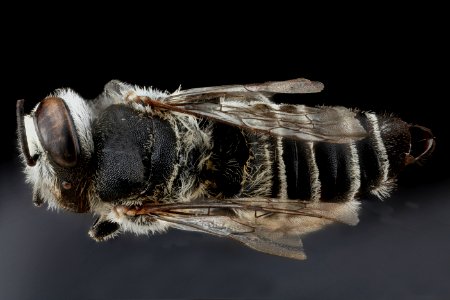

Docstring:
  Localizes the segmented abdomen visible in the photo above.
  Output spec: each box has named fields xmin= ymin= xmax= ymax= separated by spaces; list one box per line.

xmin=240 ymin=112 xmax=411 ymax=202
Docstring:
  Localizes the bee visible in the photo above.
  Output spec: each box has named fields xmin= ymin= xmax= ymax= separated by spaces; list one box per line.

xmin=17 ymin=78 xmax=435 ymax=260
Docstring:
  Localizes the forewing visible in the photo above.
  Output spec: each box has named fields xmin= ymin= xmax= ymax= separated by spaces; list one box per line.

xmin=167 ymin=100 xmax=366 ymax=143
xmin=126 ymin=78 xmax=365 ymax=143
xmin=166 ymin=78 xmax=324 ymax=103
xmin=134 ymin=97 xmax=366 ymax=143
xmin=229 ymin=198 xmax=360 ymax=225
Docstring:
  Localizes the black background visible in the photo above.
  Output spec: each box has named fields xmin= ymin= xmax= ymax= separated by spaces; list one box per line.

xmin=1 ymin=8 xmax=449 ymax=300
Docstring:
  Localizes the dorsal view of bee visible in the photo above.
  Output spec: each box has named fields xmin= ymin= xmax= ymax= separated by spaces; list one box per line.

xmin=16 ymin=78 xmax=435 ymax=260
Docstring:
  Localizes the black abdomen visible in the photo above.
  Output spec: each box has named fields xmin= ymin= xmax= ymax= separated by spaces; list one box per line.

xmin=240 ymin=112 xmax=411 ymax=202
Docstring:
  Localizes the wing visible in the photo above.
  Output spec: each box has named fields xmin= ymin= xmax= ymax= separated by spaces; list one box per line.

xmin=128 ymin=78 xmax=367 ymax=143
xmin=165 ymin=78 xmax=325 ymax=102
xmin=159 ymin=214 xmax=307 ymax=260
xmin=131 ymin=198 xmax=360 ymax=260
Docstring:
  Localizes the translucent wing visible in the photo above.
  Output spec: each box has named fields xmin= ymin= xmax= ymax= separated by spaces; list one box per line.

xmin=130 ymin=198 xmax=360 ymax=260
xmin=159 ymin=214 xmax=307 ymax=260
xmin=166 ymin=78 xmax=325 ymax=102
xmin=129 ymin=78 xmax=367 ymax=143
xmin=175 ymin=102 xmax=366 ymax=143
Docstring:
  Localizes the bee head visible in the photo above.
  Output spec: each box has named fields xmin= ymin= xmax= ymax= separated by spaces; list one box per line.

xmin=17 ymin=90 xmax=94 ymax=213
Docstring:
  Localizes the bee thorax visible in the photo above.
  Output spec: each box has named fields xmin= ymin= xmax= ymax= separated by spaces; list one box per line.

xmin=93 ymin=105 xmax=177 ymax=203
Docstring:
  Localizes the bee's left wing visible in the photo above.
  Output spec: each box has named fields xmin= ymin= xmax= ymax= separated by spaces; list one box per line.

xmin=129 ymin=78 xmax=366 ymax=143
xmin=132 ymin=198 xmax=360 ymax=260
xmin=159 ymin=214 xmax=307 ymax=260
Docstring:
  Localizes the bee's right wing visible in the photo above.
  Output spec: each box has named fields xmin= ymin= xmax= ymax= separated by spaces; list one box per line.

xmin=165 ymin=78 xmax=325 ymax=103
xmin=173 ymin=102 xmax=366 ymax=143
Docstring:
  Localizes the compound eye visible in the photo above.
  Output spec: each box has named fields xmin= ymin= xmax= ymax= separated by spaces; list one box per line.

xmin=35 ymin=97 xmax=80 ymax=168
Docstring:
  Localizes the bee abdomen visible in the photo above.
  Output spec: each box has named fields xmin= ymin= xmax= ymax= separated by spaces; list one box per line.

xmin=271 ymin=112 xmax=411 ymax=202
